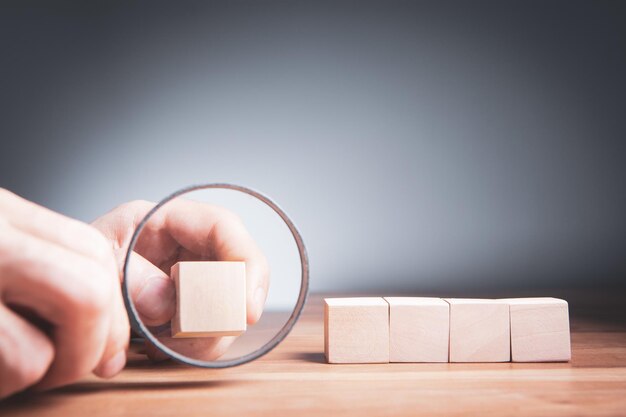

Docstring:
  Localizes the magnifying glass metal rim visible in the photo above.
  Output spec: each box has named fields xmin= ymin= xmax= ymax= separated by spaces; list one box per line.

xmin=122 ymin=183 xmax=309 ymax=368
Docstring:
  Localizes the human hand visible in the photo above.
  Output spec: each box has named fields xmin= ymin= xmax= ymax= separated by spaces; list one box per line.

xmin=92 ymin=199 xmax=270 ymax=361
xmin=0 ymin=189 xmax=130 ymax=399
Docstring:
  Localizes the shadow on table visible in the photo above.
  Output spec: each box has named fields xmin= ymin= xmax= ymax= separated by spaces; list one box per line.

xmin=58 ymin=379 xmax=234 ymax=393
xmin=291 ymin=352 xmax=326 ymax=364
xmin=0 ymin=379 xmax=238 ymax=413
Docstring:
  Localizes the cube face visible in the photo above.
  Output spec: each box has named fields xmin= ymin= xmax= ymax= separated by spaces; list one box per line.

xmin=171 ymin=261 xmax=246 ymax=338
xmin=324 ymin=298 xmax=389 ymax=364
xmin=385 ymin=297 xmax=449 ymax=363
xmin=503 ymin=298 xmax=571 ymax=362
xmin=446 ymin=299 xmax=510 ymax=362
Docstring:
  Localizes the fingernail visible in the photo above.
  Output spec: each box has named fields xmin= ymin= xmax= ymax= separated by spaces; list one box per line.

xmin=98 ymin=350 xmax=126 ymax=379
xmin=253 ymin=286 xmax=266 ymax=321
xmin=135 ymin=276 xmax=175 ymax=323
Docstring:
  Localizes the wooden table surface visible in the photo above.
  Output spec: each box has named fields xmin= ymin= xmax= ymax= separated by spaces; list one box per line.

xmin=2 ymin=291 xmax=626 ymax=416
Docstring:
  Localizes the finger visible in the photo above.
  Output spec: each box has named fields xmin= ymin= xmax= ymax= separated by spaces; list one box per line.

xmin=92 ymin=199 xmax=270 ymax=323
xmin=92 ymin=272 xmax=130 ymax=379
xmin=158 ymin=200 xmax=270 ymax=324
xmin=0 ymin=304 xmax=55 ymax=399
xmin=110 ymin=249 xmax=207 ymax=366
xmin=0 ymin=190 xmax=130 ymax=380
xmin=0 ymin=188 xmax=116 ymax=268
xmin=94 ymin=247 xmax=173 ymax=376
xmin=123 ymin=250 xmax=176 ymax=327
xmin=0 ymin=225 xmax=114 ymax=390
xmin=91 ymin=200 xmax=174 ymax=264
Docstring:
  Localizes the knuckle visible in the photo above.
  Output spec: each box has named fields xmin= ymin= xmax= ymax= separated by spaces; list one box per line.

xmin=0 ymin=187 xmax=14 ymax=201
xmin=85 ymin=228 xmax=115 ymax=264
xmin=103 ymin=200 xmax=155 ymax=234
xmin=217 ymin=207 xmax=244 ymax=227
xmin=0 ymin=189 xmax=27 ymax=215
xmin=0 ymin=188 xmax=17 ymax=215
xmin=117 ymin=200 xmax=154 ymax=216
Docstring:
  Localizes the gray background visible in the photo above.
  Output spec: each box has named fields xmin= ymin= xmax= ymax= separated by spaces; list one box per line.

xmin=1 ymin=1 xmax=625 ymax=295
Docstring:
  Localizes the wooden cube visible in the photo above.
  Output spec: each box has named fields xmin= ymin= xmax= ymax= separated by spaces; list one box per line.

xmin=384 ymin=297 xmax=449 ymax=363
xmin=171 ymin=261 xmax=246 ymax=338
xmin=324 ymin=297 xmax=389 ymax=364
xmin=502 ymin=297 xmax=571 ymax=362
xmin=445 ymin=298 xmax=510 ymax=362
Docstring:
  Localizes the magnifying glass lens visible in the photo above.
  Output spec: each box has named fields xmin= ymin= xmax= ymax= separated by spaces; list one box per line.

xmin=123 ymin=185 xmax=308 ymax=368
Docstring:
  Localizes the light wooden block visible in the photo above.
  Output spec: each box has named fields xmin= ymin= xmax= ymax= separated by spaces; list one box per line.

xmin=502 ymin=297 xmax=571 ymax=362
xmin=384 ymin=297 xmax=449 ymax=363
xmin=445 ymin=298 xmax=510 ymax=362
xmin=171 ymin=261 xmax=246 ymax=338
xmin=324 ymin=297 xmax=389 ymax=364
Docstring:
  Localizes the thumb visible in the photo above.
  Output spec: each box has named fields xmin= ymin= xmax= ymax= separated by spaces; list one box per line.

xmin=124 ymin=251 xmax=175 ymax=326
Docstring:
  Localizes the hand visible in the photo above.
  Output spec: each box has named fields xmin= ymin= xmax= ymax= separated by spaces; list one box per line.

xmin=0 ymin=189 xmax=130 ymax=399
xmin=92 ymin=199 xmax=270 ymax=361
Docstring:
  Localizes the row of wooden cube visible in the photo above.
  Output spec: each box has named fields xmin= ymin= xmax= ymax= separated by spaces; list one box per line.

xmin=324 ymin=297 xmax=571 ymax=363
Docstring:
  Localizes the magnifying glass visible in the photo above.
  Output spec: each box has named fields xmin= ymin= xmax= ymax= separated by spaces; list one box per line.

xmin=122 ymin=183 xmax=309 ymax=368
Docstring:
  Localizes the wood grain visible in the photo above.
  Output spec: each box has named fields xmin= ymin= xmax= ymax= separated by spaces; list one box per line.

xmin=445 ymin=298 xmax=511 ymax=362
xmin=324 ymin=297 xmax=389 ymax=363
xmin=502 ymin=297 xmax=571 ymax=362
xmin=385 ymin=297 xmax=449 ymax=363
xmin=2 ymin=291 xmax=626 ymax=417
